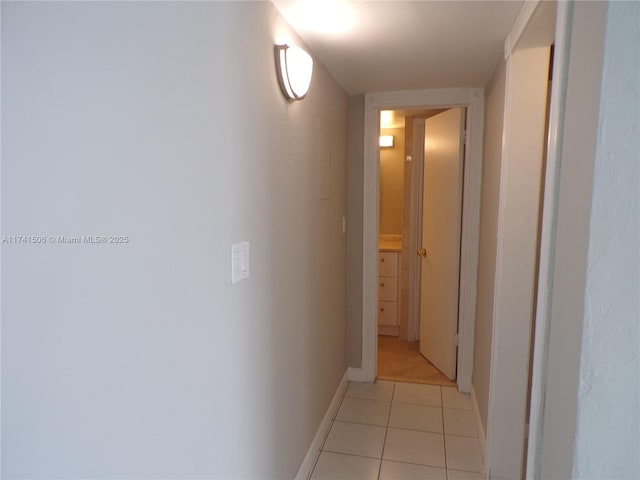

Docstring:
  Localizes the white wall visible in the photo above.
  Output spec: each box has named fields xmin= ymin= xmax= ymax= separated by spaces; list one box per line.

xmin=1 ymin=2 xmax=348 ymax=478
xmin=572 ymin=1 xmax=640 ymax=478
xmin=536 ymin=2 xmax=608 ymax=477
xmin=473 ymin=56 xmax=506 ymax=435
xmin=485 ymin=46 xmax=549 ymax=480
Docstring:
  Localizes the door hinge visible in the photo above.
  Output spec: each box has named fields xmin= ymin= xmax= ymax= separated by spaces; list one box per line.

xmin=454 ymin=333 xmax=460 ymax=346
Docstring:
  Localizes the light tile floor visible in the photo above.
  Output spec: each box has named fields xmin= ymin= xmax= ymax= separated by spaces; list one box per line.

xmin=310 ymin=381 xmax=485 ymax=480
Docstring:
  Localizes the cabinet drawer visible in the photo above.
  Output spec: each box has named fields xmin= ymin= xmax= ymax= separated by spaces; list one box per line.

xmin=378 ymin=301 xmax=398 ymax=326
xmin=378 ymin=276 xmax=398 ymax=301
xmin=378 ymin=252 xmax=398 ymax=277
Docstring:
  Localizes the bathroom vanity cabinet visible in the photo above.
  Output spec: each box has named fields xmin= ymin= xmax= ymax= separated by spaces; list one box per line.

xmin=378 ymin=249 xmax=400 ymax=336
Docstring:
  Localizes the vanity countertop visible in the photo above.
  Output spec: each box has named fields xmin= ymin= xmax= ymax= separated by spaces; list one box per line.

xmin=379 ymin=236 xmax=402 ymax=252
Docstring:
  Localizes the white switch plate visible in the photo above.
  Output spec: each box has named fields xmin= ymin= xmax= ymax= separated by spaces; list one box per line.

xmin=231 ymin=241 xmax=250 ymax=284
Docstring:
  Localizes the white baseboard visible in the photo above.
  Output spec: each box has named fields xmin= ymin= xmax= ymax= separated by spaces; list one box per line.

xmin=347 ymin=366 xmax=369 ymax=382
xmin=295 ymin=370 xmax=349 ymax=480
xmin=471 ymin=385 xmax=488 ymax=478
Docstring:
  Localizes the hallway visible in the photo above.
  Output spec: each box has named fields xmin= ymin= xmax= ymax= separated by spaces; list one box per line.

xmin=3 ymin=2 xmax=636 ymax=478
xmin=311 ymin=381 xmax=484 ymax=479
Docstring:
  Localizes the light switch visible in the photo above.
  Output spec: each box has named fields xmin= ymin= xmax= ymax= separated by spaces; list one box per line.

xmin=231 ymin=241 xmax=250 ymax=284
xmin=240 ymin=241 xmax=250 ymax=280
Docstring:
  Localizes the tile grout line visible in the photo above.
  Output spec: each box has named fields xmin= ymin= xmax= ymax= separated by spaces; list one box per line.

xmin=376 ymin=381 xmax=395 ymax=480
xmin=321 ymin=449 xmax=382 ymax=461
xmin=442 ymin=406 xmax=475 ymax=412
xmin=440 ymin=386 xmax=450 ymax=479
xmin=314 ymin=381 xmax=482 ymax=479
xmin=447 ymin=466 xmax=487 ymax=475
xmin=443 ymin=388 xmax=484 ymax=477
xmin=316 ymin=448 xmax=484 ymax=472
xmin=330 ymin=419 xmax=391 ymax=428
xmin=330 ymin=418 xmax=477 ymax=438
xmin=392 ymin=400 xmax=446 ymax=408
xmin=308 ymin=382 xmax=351 ymax=480
xmin=375 ymin=457 xmax=450 ymax=471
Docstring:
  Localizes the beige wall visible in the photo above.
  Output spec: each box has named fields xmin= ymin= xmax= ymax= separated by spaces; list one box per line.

xmin=1 ymin=2 xmax=347 ymax=478
xmin=473 ymin=56 xmax=506 ymax=435
xmin=379 ymin=127 xmax=405 ymax=235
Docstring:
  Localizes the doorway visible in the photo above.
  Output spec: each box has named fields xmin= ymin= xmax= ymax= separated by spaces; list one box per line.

xmin=376 ymin=107 xmax=466 ymax=386
xmin=348 ymin=88 xmax=484 ymax=394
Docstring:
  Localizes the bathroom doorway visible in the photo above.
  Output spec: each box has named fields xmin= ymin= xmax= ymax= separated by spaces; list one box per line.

xmin=376 ymin=107 xmax=466 ymax=386
xmin=355 ymin=88 xmax=483 ymax=393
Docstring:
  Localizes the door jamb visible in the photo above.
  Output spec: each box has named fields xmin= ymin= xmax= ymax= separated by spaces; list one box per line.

xmin=348 ymin=88 xmax=484 ymax=393
xmin=407 ymin=118 xmax=425 ymax=342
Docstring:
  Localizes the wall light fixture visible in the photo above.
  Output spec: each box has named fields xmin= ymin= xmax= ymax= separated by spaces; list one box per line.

xmin=275 ymin=44 xmax=313 ymax=101
xmin=379 ymin=135 xmax=394 ymax=148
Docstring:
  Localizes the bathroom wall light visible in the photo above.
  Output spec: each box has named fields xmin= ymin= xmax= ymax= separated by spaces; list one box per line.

xmin=379 ymin=135 xmax=394 ymax=147
xmin=380 ymin=110 xmax=394 ymax=128
xmin=275 ymin=44 xmax=313 ymax=101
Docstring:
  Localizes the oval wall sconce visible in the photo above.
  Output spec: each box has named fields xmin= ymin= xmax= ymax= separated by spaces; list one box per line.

xmin=275 ymin=44 xmax=314 ymax=101
xmin=379 ymin=135 xmax=394 ymax=147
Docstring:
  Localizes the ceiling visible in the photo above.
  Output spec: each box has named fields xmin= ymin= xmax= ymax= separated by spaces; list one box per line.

xmin=273 ymin=1 xmax=524 ymax=95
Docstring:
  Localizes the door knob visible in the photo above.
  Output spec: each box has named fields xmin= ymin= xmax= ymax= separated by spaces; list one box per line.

xmin=417 ymin=248 xmax=427 ymax=257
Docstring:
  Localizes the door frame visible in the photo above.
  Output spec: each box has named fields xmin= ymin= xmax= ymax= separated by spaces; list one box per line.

xmin=524 ymin=1 xmax=610 ymax=478
xmin=407 ymin=118 xmax=425 ymax=342
xmin=348 ymin=88 xmax=484 ymax=393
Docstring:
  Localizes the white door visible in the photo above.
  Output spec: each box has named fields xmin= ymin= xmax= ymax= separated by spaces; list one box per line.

xmin=418 ymin=108 xmax=465 ymax=380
